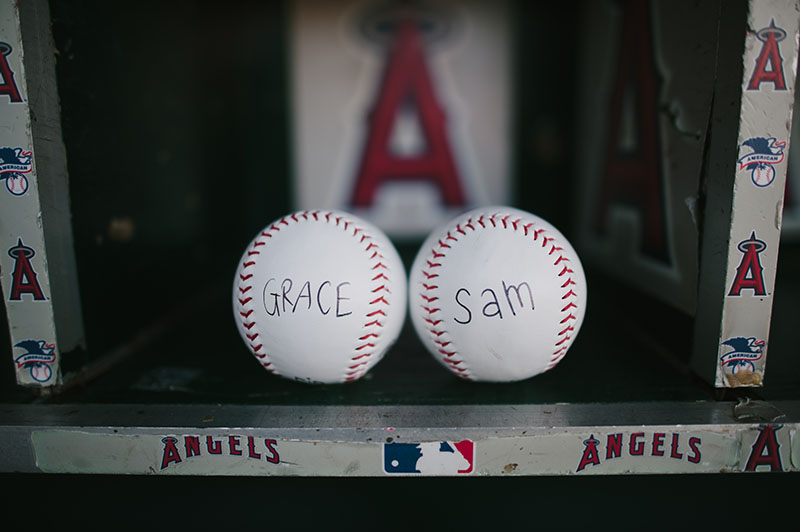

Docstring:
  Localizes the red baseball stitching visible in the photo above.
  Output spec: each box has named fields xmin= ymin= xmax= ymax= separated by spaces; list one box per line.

xmin=418 ymin=211 xmax=580 ymax=380
xmin=235 ymin=210 xmax=390 ymax=382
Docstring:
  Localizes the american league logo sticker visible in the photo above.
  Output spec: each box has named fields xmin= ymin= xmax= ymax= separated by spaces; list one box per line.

xmin=738 ymin=137 xmax=786 ymax=187
xmin=719 ymin=336 xmax=765 ymax=387
xmin=0 ymin=146 xmax=32 ymax=196
xmin=13 ymin=339 xmax=56 ymax=383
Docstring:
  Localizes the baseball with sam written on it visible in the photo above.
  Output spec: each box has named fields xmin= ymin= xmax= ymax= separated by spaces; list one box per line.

xmin=408 ymin=206 xmax=587 ymax=382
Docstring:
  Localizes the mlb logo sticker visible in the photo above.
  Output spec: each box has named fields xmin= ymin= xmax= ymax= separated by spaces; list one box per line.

xmin=383 ymin=440 xmax=474 ymax=475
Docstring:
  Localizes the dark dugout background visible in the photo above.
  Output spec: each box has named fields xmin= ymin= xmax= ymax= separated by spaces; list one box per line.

xmin=1 ymin=0 xmax=797 ymax=524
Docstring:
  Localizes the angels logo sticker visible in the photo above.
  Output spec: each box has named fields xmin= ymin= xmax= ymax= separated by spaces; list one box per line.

xmin=290 ymin=1 xmax=512 ymax=239
xmin=383 ymin=440 xmax=474 ymax=475
xmin=351 ymin=13 xmax=465 ymax=210
xmin=744 ymin=424 xmax=785 ymax=472
xmin=728 ymin=232 xmax=767 ymax=297
xmin=0 ymin=146 xmax=32 ymax=196
xmin=7 ymin=238 xmax=46 ymax=301
xmin=747 ymin=20 xmax=788 ymax=91
xmin=738 ymin=137 xmax=786 ymax=187
xmin=160 ymin=434 xmax=280 ymax=470
xmin=14 ymin=339 xmax=56 ymax=383
xmin=576 ymin=431 xmax=702 ymax=473
xmin=0 ymin=42 xmax=24 ymax=103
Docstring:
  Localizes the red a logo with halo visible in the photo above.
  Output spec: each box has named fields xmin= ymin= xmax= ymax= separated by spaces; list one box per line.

xmin=351 ymin=11 xmax=465 ymax=208
xmin=0 ymin=42 xmax=23 ymax=103
xmin=728 ymin=232 xmax=767 ymax=297
xmin=747 ymin=20 xmax=788 ymax=91
xmin=7 ymin=238 xmax=46 ymax=301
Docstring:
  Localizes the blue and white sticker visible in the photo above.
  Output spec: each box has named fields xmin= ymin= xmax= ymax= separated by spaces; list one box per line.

xmin=383 ymin=440 xmax=474 ymax=475
xmin=14 ymin=339 xmax=55 ymax=383
xmin=738 ymin=137 xmax=786 ymax=187
xmin=0 ymin=146 xmax=32 ymax=196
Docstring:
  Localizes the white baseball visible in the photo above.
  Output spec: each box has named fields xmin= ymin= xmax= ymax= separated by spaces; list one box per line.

xmin=233 ymin=210 xmax=407 ymax=384
xmin=408 ymin=206 xmax=587 ymax=382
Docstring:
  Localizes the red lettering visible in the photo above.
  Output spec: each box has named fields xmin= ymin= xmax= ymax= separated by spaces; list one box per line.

xmin=160 ymin=437 xmax=182 ymax=470
xmin=184 ymin=435 xmax=201 ymax=458
xmin=247 ymin=436 xmax=261 ymax=460
xmin=669 ymin=433 xmax=683 ymax=460
xmin=576 ymin=435 xmax=601 ymax=472
xmin=747 ymin=21 xmax=788 ymax=91
xmin=728 ymin=232 xmax=767 ymax=297
xmin=264 ymin=439 xmax=280 ymax=464
xmin=0 ymin=42 xmax=23 ymax=103
xmin=161 ymin=434 xmax=280 ymax=467
xmin=629 ymin=432 xmax=645 ymax=456
xmin=745 ymin=424 xmax=784 ymax=472
xmin=606 ymin=433 xmax=623 ymax=460
xmin=351 ymin=16 xmax=465 ymax=207
xmin=595 ymin=0 xmax=669 ymax=263
xmin=8 ymin=239 xmax=46 ymax=301
xmin=687 ymin=437 xmax=702 ymax=464
xmin=651 ymin=432 xmax=665 ymax=456
xmin=229 ymin=435 xmax=242 ymax=456
xmin=206 ymin=435 xmax=222 ymax=454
